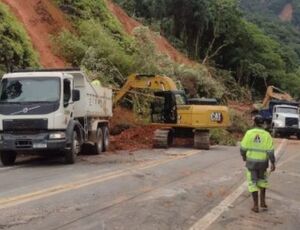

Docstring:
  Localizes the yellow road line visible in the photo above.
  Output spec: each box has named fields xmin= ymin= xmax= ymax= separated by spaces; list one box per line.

xmin=0 ymin=149 xmax=200 ymax=210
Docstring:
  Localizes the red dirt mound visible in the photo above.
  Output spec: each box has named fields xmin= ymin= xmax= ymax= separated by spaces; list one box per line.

xmin=109 ymin=107 xmax=155 ymax=151
xmin=2 ymin=0 xmax=72 ymax=67
xmin=106 ymin=0 xmax=194 ymax=66
xmin=109 ymin=125 xmax=156 ymax=151
xmin=110 ymin=107 xmax=138 ymax=130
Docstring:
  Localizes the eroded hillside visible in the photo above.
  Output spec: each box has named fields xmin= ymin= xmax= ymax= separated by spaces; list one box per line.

xmin=1 ymin=0 xmax=72 ymax=67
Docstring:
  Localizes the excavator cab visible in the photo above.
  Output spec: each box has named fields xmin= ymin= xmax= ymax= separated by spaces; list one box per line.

xmin=151 ymin=91 xmax=187 ymax=124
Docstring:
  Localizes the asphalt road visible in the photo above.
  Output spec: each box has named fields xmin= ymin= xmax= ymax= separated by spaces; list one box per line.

xmin=0 ymin=139 xmax=299 ymax=230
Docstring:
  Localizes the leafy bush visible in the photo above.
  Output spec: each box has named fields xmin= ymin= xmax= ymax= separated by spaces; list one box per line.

xmin=210 ymin=129 xmax=237 ymax=146
xmin=228 ymin=109 xmax=251 ymax=133
xmin=53 ymin=20 xmax=135 ymax=86
xmin=52 ymin=30 xmax=87 ymax=66
xmin=174 ymin=65 xmax=226 ymax=99
xmin=56 ymin=0 xmax=132 ymax=51
xmin=0 ymin=3 xmax=39 ymax=73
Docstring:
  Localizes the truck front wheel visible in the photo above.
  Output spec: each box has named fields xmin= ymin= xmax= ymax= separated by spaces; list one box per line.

xmin=65 ymin=131 xmax=81 ymax=164
xmin=0 ymin=151 xmax=17 ymax=166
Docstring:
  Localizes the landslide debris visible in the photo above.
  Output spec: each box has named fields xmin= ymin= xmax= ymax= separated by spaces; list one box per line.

xmin=2 ymin=0 xmax=72 ymax=67
xmin=109 ymin=107 xmax=156 ymax=151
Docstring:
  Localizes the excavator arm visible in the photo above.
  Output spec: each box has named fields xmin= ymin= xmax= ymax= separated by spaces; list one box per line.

xmin=262 ymin=86 xmax=293 ymax=108
xmin=113 ymin=74 xmax=178 ymax=105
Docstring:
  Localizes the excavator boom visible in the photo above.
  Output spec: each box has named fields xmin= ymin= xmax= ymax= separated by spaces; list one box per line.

xmin=262 ymin=86 xmax=293 ymax=108
xmin=113 ymin=74 xmax=178 ymax=105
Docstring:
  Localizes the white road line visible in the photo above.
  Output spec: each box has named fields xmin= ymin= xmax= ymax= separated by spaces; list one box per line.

xmin=189 ymin=139 xmax=288 ymax=230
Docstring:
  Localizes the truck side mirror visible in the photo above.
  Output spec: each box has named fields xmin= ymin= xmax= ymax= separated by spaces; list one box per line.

xmin=72 ymin=89 xmax=80 ymax=102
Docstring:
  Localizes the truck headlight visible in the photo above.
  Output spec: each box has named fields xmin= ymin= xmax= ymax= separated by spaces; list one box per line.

xmin=49 ymin=132 xmax=66 ymax=139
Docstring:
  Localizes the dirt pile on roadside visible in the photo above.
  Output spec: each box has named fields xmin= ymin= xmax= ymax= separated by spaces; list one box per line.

xmin=109 ymin=107 xmax=138 ymax=134
xmin=2 ymin=0 xmax=71 ymax=67
xmin=106 ymin=0 xmax=194 ymax=66
xmin=109 ymin=125 xmax=156 ymax=151
xmin=109 ymin=107 xmax=155 ymax=151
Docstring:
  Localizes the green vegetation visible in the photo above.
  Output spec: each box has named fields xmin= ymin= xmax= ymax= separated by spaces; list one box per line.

xmin=54 ymin=0 xmax=224 ymax=100
xmin=228 ymin=109 xmax=251 ymax=134
xmin=0 ymin=3 xmax=38 ymax=75
xmin=240 ymin=0 xmax=300 ymax=97
xmin=115 ymin=0 xmax=300 ymax=99
xmin=240 ymin=0 xmax=300 ymax=27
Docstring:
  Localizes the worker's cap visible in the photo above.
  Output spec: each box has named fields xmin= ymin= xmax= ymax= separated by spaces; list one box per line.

xmin=254 ymin=115 xmax=264 ymax=125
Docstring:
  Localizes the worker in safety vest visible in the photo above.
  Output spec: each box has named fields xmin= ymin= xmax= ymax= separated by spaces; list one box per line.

xmin=91 ymin=79 xmax=101 ymax=86
xmin=240 ymin=115 xmax=276 ymax=213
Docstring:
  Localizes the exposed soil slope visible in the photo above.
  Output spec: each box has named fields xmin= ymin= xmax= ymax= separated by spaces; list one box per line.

xmin=106 ymin=0 xmax=194 ymax=66
xmin=279 ymin=3 xmax=293 ymax=22
xmin=1 ymin=0 xmax=71 ymax=67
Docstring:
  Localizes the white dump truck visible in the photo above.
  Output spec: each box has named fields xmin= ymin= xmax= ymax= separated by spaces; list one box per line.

xmin=270 ymin=102 xmax=300 ymax=138
xmin=0 ymin=68 xmax=112 ymax=165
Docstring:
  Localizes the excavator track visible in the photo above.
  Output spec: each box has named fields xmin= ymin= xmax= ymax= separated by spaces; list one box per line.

xmin=194 ymin=130 xmax=210 ymax=150
xmin=153 ymin=129 xmax=173 ymax=148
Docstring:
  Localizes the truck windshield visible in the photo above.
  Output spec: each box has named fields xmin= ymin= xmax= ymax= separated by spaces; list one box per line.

xmin=0 ymin=78 xmax=60 ymax=103
xmin=277 ymin=107 xmax=298 ymax=114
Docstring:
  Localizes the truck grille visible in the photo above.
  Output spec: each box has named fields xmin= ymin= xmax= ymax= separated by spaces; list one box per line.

xmin=15 ymin=140 xmax=33 ymax=149
xmin=3 ymin=119 xmax=48 ymax=131
xmin=285 ymin=118 xmax=298 ymax=127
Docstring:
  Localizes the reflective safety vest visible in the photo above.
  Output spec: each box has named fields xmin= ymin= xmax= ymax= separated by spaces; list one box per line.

xmin=92 ymin=80 xmax=101 ymax=86
xmin=240 ymin=128 xmax=274 ymax=169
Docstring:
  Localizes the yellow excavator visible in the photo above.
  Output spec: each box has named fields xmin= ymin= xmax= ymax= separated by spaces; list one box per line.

xmin=114 ymin=74 xmax=230 ymax=149
xmin=261 ymin=86 xmax=293 ymax=108
xmin=253 ymin=85 xmax=294 ymax=113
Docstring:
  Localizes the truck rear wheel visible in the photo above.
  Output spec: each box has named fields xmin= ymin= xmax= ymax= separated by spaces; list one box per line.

xmin=65 ymin=131 xmax=81 ymax=164
xmin=94 ymin=127 xmax=104 ymax=154
xmin=102 ymin=126 xmax=109 ymax=152
xmin=0 ymin=151 xmax=17 ymax=166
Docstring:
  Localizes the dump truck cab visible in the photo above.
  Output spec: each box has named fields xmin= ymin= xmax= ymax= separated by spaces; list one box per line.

xmin=0 ymin=71 xmax=78 ymax=148
xmin=0 ymin=68 xmax=112 ymax=166
xmin=271 ymin=104 xmax=300 ymax=138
